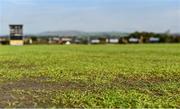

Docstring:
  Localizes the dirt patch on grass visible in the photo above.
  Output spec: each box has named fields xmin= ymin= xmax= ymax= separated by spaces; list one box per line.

xmin=0 ymin=79 xmax=90 ymax=91
xmin=112 ymin=74 xmax=180 ymax=96
xmin=0 ymin=74 xmax=179 ymax=107
xmin=113 ymin=74 xmax=179 ymax=86
xmin=1 ymin=74 xmax=179 ymax=94
xmin=0 ymin=77 xmax=93 ymax=107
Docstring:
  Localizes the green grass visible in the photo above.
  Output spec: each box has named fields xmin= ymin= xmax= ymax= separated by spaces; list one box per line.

xmin=0 ymin=44 xmax=180 ymax=108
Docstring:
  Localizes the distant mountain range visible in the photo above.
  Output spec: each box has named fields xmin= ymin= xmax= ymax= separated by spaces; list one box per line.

xmin=36 ymin=30 xmax=129 ymax=37
xmin=38 ymin=30 xmax=86 ymax=36
xmin=1 ymin=30 xmax=179 ymax=37
xmin=1 ymin=30 xmax=129 ymax=37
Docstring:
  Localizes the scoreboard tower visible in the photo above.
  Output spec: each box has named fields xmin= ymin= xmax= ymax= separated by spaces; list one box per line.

xmin=9 ymin=24 xmax=24 ymax=45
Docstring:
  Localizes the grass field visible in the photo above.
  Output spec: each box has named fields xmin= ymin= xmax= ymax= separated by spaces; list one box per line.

xmin=0 ymin=44 xmax=180 ymax=108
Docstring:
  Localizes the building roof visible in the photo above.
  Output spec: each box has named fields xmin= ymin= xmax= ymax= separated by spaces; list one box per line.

xmin=9 ymin=24 xmax=23 ymax=27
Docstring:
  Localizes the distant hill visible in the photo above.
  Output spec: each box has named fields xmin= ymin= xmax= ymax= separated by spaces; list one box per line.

xmin=38 ymin=30 xmax=86 ymax=36
xmin=36 ymin=30 xmax=129 ymax=37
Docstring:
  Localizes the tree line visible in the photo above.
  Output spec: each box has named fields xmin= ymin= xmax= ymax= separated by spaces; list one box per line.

xmin=0 ymin=31 xmax=180 ymax=45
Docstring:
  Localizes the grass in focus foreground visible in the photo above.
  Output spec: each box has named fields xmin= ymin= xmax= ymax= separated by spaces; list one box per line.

xmin=0 ymin=44 xmax=180 ymax=108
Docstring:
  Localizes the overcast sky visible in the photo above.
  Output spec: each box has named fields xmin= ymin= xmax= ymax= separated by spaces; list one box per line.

xmin=0 ymin=0 xmax=180 ymax=34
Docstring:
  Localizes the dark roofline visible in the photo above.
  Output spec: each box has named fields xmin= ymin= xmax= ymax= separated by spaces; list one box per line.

xmin=9 ymin=24 xmax=23 ymax=27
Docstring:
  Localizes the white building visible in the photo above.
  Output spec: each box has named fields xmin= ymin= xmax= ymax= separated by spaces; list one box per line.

xmin=91 ymin=39 xmax=100 ymax=44
xmin=149 ymin=37 xmax=160 ymax=42
xmin=109 ymin=38 xmax=119 ymax=43
xmin=129 ymin=38 xmax=139 ymax=43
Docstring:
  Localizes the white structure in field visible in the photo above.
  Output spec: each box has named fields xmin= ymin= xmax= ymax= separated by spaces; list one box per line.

xmin=91 ymin=39 xmax=100 ymax=44
xmin=129 ymin=38 xmax=139 ymax=43
xmin=109 ymin=38 xmax=119 ymax=43
xmin=149 ymin=37 xmax=160 ymax=42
